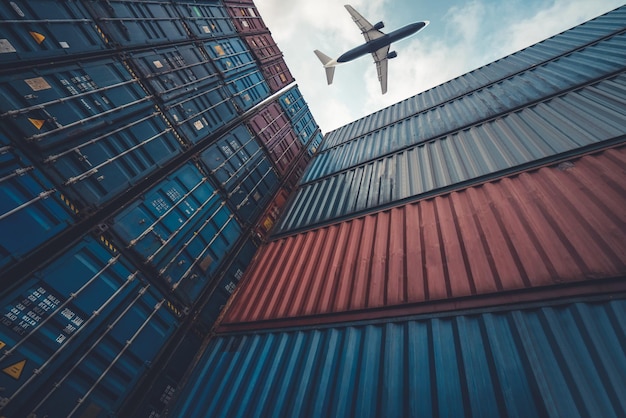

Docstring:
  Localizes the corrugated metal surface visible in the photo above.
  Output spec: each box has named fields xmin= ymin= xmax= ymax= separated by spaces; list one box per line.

xmin=0 ymin=0 xmax=108 ymax=64
xmin=197 ymin=124 xmax=279 ymax=222
xmin=224 ymin=3 xmax=267 ymax=33
xmin=260 ymin=58 xmax=295 ymax=93
xmin=279 ymin=72 xmax=626 ymax=233
xmin=220 ymin=146 xmax=626 ymax=329
xmin=247 ymin=100 xmax=303 ymax=177
xmin=175 ymin=298 xmax=626 ymax=418
xmin=172 ymin=0 xmax=236 ymax=39
xmin=0 ymin=136 xmax=74 ymax=270
xmin=0 ymin=236 xmax=180 ymax=418
xmin=322 ymin=5 xmax=626 ymax=148
xmin=308 ymin=31 xmax=626 ymax=180
xmin=109 ymin=162 xmax=242 ymax=306
xmin=84 ymin=0 xmax=188 ymax=47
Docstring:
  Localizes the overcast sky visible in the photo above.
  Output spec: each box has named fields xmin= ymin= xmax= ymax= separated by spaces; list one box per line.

xmin=255 ymin=0 xmax=624 ymax=134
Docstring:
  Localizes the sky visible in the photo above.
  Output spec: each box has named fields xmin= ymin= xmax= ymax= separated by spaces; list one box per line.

xmin=255 ymin=0 xmax=624 ymax=134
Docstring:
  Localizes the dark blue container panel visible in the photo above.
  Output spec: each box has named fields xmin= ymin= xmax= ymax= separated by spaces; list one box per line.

xmin=308 ymin=132 xmax=323 ymax=156
xmin=0 ymin=137 xmax=74 ymax=270
xmin=292 ymin=109 xmax=318 ymax=147
xmin=84 ymin=0 xmax=188 ymax=47
xmin=278 ymin=85 xmax=306 ymax=118
xmin=174 ymin=299 xmax=626 ymax=418
xmin=0 ymin=57 xmax=151 ymax=149
xmin=0 ymin=0 xmax=108 ymax=64
xmin=110 ymin=162 xmax=242 ymax=306
xmin=129 ymin=43 xmax=222 ymax=103
xmin=128 ymin=44 xmax=238 ymax=145
xmin=204 ymin=37 xmax=257 ymax=79
xmin=197 ymin=238 xmax=258 ymax=329
xmin=41 ymin=109 xmax=184 ymax=208
xmin=173 ymin=1 xmax=236 ymax=39
xmin=0 ymin=236 xmax=179 ymax=418
xmin=226 ymin=69 xmax=271 ymax=113
xmin=198 ymin=125 xmax=279 ymax=221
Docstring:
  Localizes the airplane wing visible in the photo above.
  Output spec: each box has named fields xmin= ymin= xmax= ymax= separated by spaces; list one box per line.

xmin=344 ymin=5 xmax=385 ymax=42
xmin=372 ymin=46 xmax=389 ymax=94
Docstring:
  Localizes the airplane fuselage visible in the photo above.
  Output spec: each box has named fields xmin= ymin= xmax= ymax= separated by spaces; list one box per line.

xmin=337 ymin=21 xmax=427 ymax=63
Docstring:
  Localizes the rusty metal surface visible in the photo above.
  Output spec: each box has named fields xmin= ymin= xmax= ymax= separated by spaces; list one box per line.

xmin=219 ymin=146 xmax=626 ymax=330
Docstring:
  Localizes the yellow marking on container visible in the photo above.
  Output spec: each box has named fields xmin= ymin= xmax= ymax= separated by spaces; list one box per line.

xmin=0 ymin=341 xmax=6 ymax=350
xmin=28 ymin=118 xmax=45 ymax=130
xmin=60 ymin=194 xmax=78 ymax=214
xmin=214 ymin=45 xmax=225 ymax=56
xmin=94 ymin=24 xmax=109 ymax=44
xmin=24 ymin=77 xmax=51 ymax=91
xmin=29 ymin=31 xmax=46 ymax=44
xmin=100 ymin=236 xmax=117 ymax=253
xmin=3 ymin=359 xmax=26 ymax=380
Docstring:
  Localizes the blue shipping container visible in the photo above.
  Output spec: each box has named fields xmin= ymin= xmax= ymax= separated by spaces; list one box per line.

xmin=197 ymin=125 xmax=279 ymax=222
xmin=292 ymin=109 xmax=319 ymax=147
xmin=225 ymin=68 xmax=271 ymax=113
xmin=173 ymin=298 xmax=626 ymax=418
xmin=0 ymin=236 xmax=179 ymax=418
xmin=0 ymin=135 xmax=74 ymax=270
xmin=0 ymin=0 xmax=108 ymax=64
xmin=278 ymin=85 xmax=307 ymax=118
xmin=129 ymin=44 xmax=238 ymax=145
xmin=84 ymin=0 xmax=188 ymax=47
xmin=173 ymin=1 xmax=236 ymax=39
xmin=110 ymin=162 xmax=242 ymax=306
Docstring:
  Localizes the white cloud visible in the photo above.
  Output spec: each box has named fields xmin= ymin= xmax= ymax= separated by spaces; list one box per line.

xmin=255 ymin=0 xmax=623 ymax=134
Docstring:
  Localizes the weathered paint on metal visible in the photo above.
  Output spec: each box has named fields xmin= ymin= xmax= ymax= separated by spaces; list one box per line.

xmin=175 ymin=298 xmax=626 ymax=418
xmin=224 ymin=3 xmax=267 ymax=33
xmin=279 ymin=72 xmax=626 ymax=233
xmin=219 ymin=146 xmax=626 ymax=330
xmin=172 ymin=1 xmax=236 ymax=39
xmin=322 ymin=5 xmax=626 ymax=148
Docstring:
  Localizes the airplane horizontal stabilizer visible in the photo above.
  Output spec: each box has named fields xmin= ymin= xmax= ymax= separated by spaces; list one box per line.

xmin=314 ymin=50 xmax=336 ymax=85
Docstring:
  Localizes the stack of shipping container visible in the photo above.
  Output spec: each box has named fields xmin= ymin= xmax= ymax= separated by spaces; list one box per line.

xmin=172 ymin=6 xmax=626 ymax=418
xmin=0 ymin=1 xmax=323 ymax=417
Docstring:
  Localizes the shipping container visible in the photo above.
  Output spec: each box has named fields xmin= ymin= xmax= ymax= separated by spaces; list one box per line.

xmin=253 ymin=188 xmax=289 ymax=240
xmin=283 ymin=150 xmax=311 ymax=191
xmin=172 ymin=0 xmax=236 ymax=40
xmin=128 ymin=43 xmax=238 ymax=145
xmin=322 ymin=6 xmax=626 ymax=148
xmin=83 ymin=0 xmax=188 ymax=47
xmin=243 ymin=33 xmax=283 ymax=64
xmin=246 ymin=100 xmax=303 ymax=177
xmin=259 ymin=57 xmax=295 ymax=93
xmin=197 ymin=125 xmax=279 ymax=222
xmin=0 ymin=56 xmax=190 ymax=209
xmin=196 ymin=238 xmax=259 ymax=329
xmin=175 ymin=298 xmax=626 ymax=418
xmin=109 ymin=162 xmax=242 ymax=306
xmin=0 ymin=135 xmax=74 ymax=270
xmin=281 ymin=72 xmax=626 ymax=232
xmin=0 ymin=0 xmax=108 ymax=64
xmin=312 ymin=30 xmax=626 ymax=174
xmin=0 ymin=235 xmax=180 ymax=418
xmin=225 ymin=67 xmax=271 ymax=112
xmin=224 ymin=3 xmax=267 ymax=33
xmin=220 ymin=146 xmax=626 ymax=330
xmin=279 ymin=85 xmax=307 ymax=119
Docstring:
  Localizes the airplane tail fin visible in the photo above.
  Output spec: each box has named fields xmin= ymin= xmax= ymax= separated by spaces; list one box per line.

xmin=314 ymin=50 xmax=336 ymax=85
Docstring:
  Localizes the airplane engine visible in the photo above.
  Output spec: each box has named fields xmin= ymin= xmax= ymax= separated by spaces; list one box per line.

xmin=387 ymin=51 xmax=398 ymax=59
xmin=374 ymin=21 xmax=385 ymax=30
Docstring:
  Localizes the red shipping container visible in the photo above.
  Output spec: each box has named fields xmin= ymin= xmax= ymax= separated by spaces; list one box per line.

xmin=219 ymin=145 xmax=626 ymax=332
xmin=247 ymin=101 xmax=303 ymax=177
xmin=224 ymin=4 xmax=267 ymax=33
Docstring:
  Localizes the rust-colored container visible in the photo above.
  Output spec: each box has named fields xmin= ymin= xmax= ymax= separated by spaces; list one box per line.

xmin=219 ymin=145 xmax=626 ymax=332
xmin=224 ymin=3 xmax=267 ymax=33
xmin=247 ymin=101 xmax=303 ymax=177
xmin=254 ymin=188 xmax=290 ymax=240
xmin=259 ymin=58 xmax=294 ymax=92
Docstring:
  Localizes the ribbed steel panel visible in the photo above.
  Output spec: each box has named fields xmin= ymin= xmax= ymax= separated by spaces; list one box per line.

xmin=247 ymin=100 xmax=303 ymax=177
xmin=260 ymin=57 xmax=295 ymax=93
xmin=0 ymin=0 xmax=108 ymax=64
xmin=279 ymin=73 xmax=626 ymax=233
xmin=84 ymin=0 xmax=188 ymax=47
xmin=243 ymin=33 xmax=284 ymax=64
xmin=0 ymin=136 xmax=74 ymax=270
xmin=224 ymin=3 xmax=267 ymax=33
xmin=175 ymin=298 xmax=626 ymax=418
xmin=109 ymin=162 xmax=242 ymax=306
xmin=0 ymin=236 xmax=179 ymax=418
xmin=172 ymin=0 xmax=236 ymax=39
xmin=308 ymin=31 xmax=626 ymax=180
xmin=0 ymin=57 xmax=188 ymax=209
xmin=197 ymin=124 xmax=279 ymax=222
xmin=128 ymin=43 xmax=238 ymax=145
xmin=220 ymin=146 xmax=626 ymax=330
xmin=322 ymin=5 xmax=626 ymax=148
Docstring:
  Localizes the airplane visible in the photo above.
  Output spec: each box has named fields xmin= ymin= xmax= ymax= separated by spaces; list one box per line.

xmin=314 ymin=5 xmax=429 ymax=94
